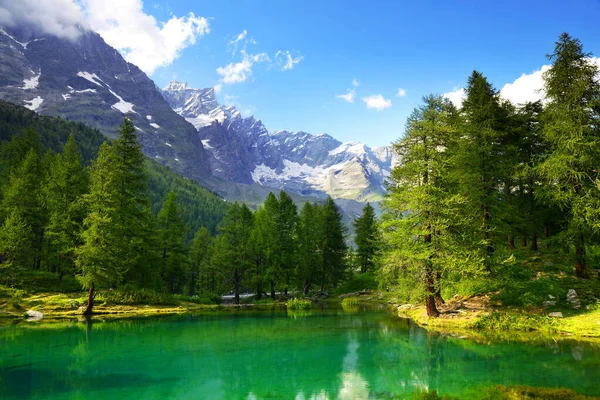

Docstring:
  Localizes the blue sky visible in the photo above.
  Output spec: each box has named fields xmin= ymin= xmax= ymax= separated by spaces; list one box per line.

xmin=23 ymin=0 xmax=600 ymax=147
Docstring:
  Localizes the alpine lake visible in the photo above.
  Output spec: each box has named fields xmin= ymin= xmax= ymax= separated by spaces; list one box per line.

xmin=1 ymin=305 xmax=599 ymax=399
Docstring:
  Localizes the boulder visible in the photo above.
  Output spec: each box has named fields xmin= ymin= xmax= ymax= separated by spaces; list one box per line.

xmin=548 ymin=312 xmax=563 ymax=318
xmin=25 ymin=310 xmax=44 ymax=321
xmin=397 ymin=304 xmax=416 ymax=312
xmin=542 ymin=301 xmax=556 ymax=307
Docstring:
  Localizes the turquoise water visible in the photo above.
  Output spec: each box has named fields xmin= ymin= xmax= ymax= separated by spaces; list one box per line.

xmin=1 ymin=307 xmax=599 ymax=399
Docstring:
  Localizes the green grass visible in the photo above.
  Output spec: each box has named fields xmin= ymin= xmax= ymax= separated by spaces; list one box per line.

xmin=287 ymin=298 xmax=312 ymax=310
xmin=333 ymin=271 xmax=378 ymax=296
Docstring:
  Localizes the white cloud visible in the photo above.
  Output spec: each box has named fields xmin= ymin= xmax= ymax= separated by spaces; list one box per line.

xmin=216 ymin=51 xmax=269 ymax=84
xmin=336 ymin=88 xmax=355 ymax=103
xmin=499 ymin=65 xmax=549 ymax=105
xmin=0 ymin=0 xmax=210 ymax=75
xmin=275 ymin=50 xmax=303 ymax=71
xmin=0 ymin=0 xmax=86 ymax=40
xmin=228 ymin=29 xmax=250 ymax=55
xmin=362 ymin=94 xmax=392 ymax=110
xmin=213 ymin=83 xmax=222 ymax=94
xmin=82 ymin=0 xmax=209 ymax=75
xmin=443 ymin=87 xmax=466 ymax=107
xmin=230 ymin=29 xmax=247 ymax=44
xmin=352 ymin=78 xmax=360 ymax=87
xmin=396 ymin=88 xmax=406 ymax=97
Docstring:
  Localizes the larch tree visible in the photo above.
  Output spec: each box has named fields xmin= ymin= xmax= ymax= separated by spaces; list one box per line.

xmin=353 ymin=203 xmax=381 ymax=273
xmin=158 ymin=191 xmax=187 ymax=293
xmin=42 ymin=134 xmax=88 ymax=278
xmin=383 ymin=95 xmax=467 ymax=317
xmin=538 ymin=33 xmax=600 ymax=278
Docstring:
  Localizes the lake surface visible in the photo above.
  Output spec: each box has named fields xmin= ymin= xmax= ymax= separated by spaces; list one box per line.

xmin=1 ymin=307 xmax=599 ymax=399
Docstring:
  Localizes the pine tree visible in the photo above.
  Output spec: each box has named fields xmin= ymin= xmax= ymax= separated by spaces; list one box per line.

xmin=42 ymin=134 xmax=88 ymax=278
xmin=539 ymin=33 xmax=600 ymax=278
xmin=1 ymin=147 xmax=45 ymax=270
xmin=319 ymin=197 xmax=347 ymax=291
xmin=158 ymin=191 xmax=187 ymax=293
xmin=296 ymin=202 xmax=321 ymax=294
xmin=76 ymin=142 xmax=122 ymax=313
xmin=190 ymin=227 xmax=214 ymax=295
xmin=277 ymin=191 xmax=298 ymax=294
xmin=457 ymin=71 xmax=508 ymax=269
xmin=0 ymin=211 xmax=31 ymax=286
xmin=76 ymin=118 xmax=152 ymax=312
xmin=383 ymin=95 xmax=468 ymax=317
xmin=212 ymin=203 xmax=254 ymax=304
xmin=353 ymin=203 xmax=380 ymax=273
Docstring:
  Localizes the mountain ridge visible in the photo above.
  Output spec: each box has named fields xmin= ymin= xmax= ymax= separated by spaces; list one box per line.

xmin=161 ymin=81 xmax=399 ymax=203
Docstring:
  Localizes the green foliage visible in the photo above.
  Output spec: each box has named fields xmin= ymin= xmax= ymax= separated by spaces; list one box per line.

xmin=98 ymin=288 xmax=178 ymax=306
xmin=333 ymin=271 xmax=378 ymax=295
xmin=175 ymin=293 xmax=221 ymax=305
xmin=410 ymin=389 xmax=458 ymax=400
xmin=353 ymin=203 xmax=381 ymax=273
xmin=341 ymin=297 xmax=360 ymax=307
xmin=471 ymin=312 xmax=559 ymax=332
xmin=286 ymin=298 xmax=312 ymax=310
xmin=478 ymin=385 xmax=598 ymax=400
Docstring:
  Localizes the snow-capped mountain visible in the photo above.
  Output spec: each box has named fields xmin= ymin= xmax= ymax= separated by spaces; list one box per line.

xmin=162 ymin=82 xmax=399 ymax=202
xmin=0 ymin=26 xmax=211 ymax=180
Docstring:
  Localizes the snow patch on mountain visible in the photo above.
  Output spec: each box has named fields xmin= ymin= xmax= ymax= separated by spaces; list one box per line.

xmin=22 ymin=71 xmax=40 ymax=89
xmin=77 ymin=71 xmax=104 ymax=87
xmin=24 ymin=96 xmax=43 ymax=111
xmin=108 ymin=88 xmax=137 ymax=114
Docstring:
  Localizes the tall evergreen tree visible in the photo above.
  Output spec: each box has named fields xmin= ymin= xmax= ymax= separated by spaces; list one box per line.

xmin=383 ymin=95 xmax=467 ymax=317
xmin=277 ymin=191 xmax=298 ymax=294
xmin=212 ymin=203 xmax=254 ymax=304
xmin=539 ymin=33 xmax=600 ymax=278
xmin=0 ymin=211 xmax=31 ymax=286
xmin=1 ymin=147 xmax=45 ymax=270
xmin=296 ymin=202 xmax=321 ymax=294
xmin=158 ymin=191 xmax=187 ymax=293
xmin=76 ymin=118 xmax=151 ymax=312
xmin=353 ymin=203 xmax=380 ymax=273
xmin=457 ymin=71 xmax=508 ymax=269
xmin=319 ymin=197 xmax=347 ymax=291
xmin=42 ymin=134 xmax=88 ymax=278
xmin=191 ymin=227 xmax=214 ymax=295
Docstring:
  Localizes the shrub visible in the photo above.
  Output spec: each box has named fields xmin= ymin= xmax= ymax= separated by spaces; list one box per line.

xmin=287 ymin=298 xmax=312 ymax=310
xmin=176 ymin=293 xmax=221 ymax=305
xmin=341 ymin=297 xmax=360 ymax=307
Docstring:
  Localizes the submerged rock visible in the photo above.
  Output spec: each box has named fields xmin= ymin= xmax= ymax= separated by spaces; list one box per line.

xmin=25 ymin=310 xmax=44 ymax=321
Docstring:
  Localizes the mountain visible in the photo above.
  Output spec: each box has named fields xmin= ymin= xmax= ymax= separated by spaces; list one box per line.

xmin=0 ymin=26 xmax=211 ymax=181
xmin=0 ymin=100 xmax=228 ymax=235
xmin=162 ymin=82 xmax=399 ymax=203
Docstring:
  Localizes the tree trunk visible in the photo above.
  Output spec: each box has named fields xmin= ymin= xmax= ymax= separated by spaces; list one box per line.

xmin=270 ymin=280 xmax=275 ymax=300
xmin=544 ymin=224 xmax=549 ymax=239
xmin=521 ymin=234 xmax=527 ymax=247
xmin=575 ymin=231 xmax=588 ymax=279
xmin=508 ymin=234 xmax=515 ymax=250
xmin=434 ymin=270 xmax=444 ymax=307
xmin=303 ymin=280 xmax=311 ymax=295
xmin=425 ymin=270 xmax=439 ymax=317
xmin=530 ymin=231 xmax=538 ymax=251
xmin=83 ymin=284 xmax=95 ymax=315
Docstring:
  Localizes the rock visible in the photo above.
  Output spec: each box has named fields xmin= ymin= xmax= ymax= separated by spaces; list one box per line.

xmin=548 ymin=294 xmax=555 ymax=300
xmin=548 ymin=312 xmax=563 ymax=318
xmin=545 ymin=261 xmax=554 ymax=267
xmin=542 ymin=301 xmax=556 ymax=307
xmin=25 ymin=310 xmax=44 ymax=321
xmin=397 ymin=304 xmax=416 ymax=312
xmin=567 ymin=289 xmax=578 ymax=301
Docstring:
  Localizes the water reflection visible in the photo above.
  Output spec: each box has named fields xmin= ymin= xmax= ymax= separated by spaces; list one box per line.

xmin=0 ymin=310 xmax=599 ymax=399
